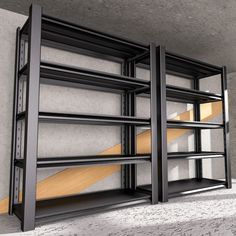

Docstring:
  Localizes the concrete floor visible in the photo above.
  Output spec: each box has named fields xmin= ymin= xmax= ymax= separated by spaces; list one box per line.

xmin=1 ymin=181 xmax=236 ymax=236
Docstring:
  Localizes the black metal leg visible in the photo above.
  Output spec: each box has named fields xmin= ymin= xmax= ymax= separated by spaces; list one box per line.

xmin=193 ymin=78 xmax=202 ymax=179
xmin=9 ymin=29 xmax=25 ymax=215
xmin=21 ymin=4 xmax=42 ymax=231
xmin=121 ymin=92 xmax=129 ymax=189
xmin=150 ymin=44 xmax=168 ymax=203
xmin=150 ymin=43 xmax=158 ymax=204
xmin=9 ymin=27 xmax=21 ymax=215
xmin=121 ymin=60 xmax=137 ymax=190
xmin=127 ymin=92 xmax=137 ymax=190
xmin=222 ymin=66 xmax=231 ymax=188
xmin=128 ymin=61 xmax=137 ymax=190
xmin=156 ymin=45 xmax=168 ymax=202
xmin=121 ymin=61 xmax=129 ymax=189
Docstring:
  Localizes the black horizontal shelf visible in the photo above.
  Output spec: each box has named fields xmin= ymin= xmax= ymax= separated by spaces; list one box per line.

xmin=166 ymin=52 xmax=222 ymax=79
xmin=138 ymin=178 xmax=225 ymax=198
xmin=169 ymin=178 xmax=225 ymax=198
xmin=140 ymin=85 xmax=222 ymax=103
xmin=168 ymin=151 xmax=224 ymax=160
xmin=141 ymin=51 xmax=222 ymax=79
xmin=166 ymin=85 xmax=222 ymax=103
xmin=14 ymin=152 xmax=222 ymax=169
xmin=21 ymin=15 xmax=148 ymax=59
xmin=19 ymin=61 xmax=150 ymax=92
xmin=167 ymin=120 xmax=223 ymax=129
xmin=13 ymin=189 xmax=150 ymax=221
xmin=15 ymin=154 xmax=151 ymax=168
xmin=17 ymin=111 xmax=150 ymax=126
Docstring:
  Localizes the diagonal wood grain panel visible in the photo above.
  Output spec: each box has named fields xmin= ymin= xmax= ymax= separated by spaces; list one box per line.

xmin=0 ymin=101 xmax=222 ymax=213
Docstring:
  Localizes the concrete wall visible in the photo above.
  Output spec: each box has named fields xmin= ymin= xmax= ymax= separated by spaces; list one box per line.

xmin=0 ymin=8 xmax=226 ymax=201
xmin=228 ymin=73 xmax=236 ymax=178
xmin=0 ymin=9 xmax=27 ymax=200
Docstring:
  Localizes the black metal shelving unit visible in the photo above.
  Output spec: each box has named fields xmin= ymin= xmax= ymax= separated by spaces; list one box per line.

xmin=9 ymin=5 xmax=161 ymax=231
xmin=9 ymin=4 xmax=231 ymax=232
xmin=138 ymin=47 xmax=231 ymax=202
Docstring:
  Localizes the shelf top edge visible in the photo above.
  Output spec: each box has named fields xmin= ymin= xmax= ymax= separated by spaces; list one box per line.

xmin=21 ymin=13 xmax=149 ymax=53
xmin=166 ymin=51 xmax=223 ymax=72
xmin=41 ymin=14 xmax=149 ymax=51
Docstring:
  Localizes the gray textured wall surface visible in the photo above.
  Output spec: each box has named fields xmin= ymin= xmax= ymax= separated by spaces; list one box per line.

xmin=0 ymin=9 xmax=26 ymax=199
xmin=0 ymin=0 xmax=236 ymax=73
xmin=228 ymin=73 xmax=236 ymax=178
xmin=0 ymin=8 xmax=226 ymax=200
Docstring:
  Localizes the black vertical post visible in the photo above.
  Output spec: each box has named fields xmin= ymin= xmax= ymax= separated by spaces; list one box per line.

xmin=156 ymin=45 xmax=168 ymax=202
xmin=150 ymin=44 xmax=168 ymax=203
xmin=121 ymin=62 xmax=126 ymax=189
xmin=193 ymin=78 xmax=202 ymax=179
xmin=121 ymin=60 xmax=137 ymax=190
xmin=128 ymin=61 xmax=137 ymax=190
xmin=150 ymin=43 xmax=158 ymax=204
xmin=9 ymin=27 xmax=21 ymax=215
xmin=9 ymin=29 xmax=25 ymax=215
xmin=121 ymin=61 xmax=129 ymax=189
xmin=222 ymin=66 xmax=231 ymax=188
xmin=21 ymin=4 xmax=42 ymax=231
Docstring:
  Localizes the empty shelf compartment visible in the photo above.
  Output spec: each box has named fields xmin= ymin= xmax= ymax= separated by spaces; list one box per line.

xmin=169 ymin=178 xmax=226 ymax=197
xmin=14 ymin=189 xmax=150 ymax=221
xmin=19 ymin=61 xmax=150 ymax=92
xmin=140 ymin=51 xmax=222 ymax=79
xmin=166 ymin=52 xmax=222 ymax=79
xmin=138 ymin=178 xmax=225 ymax=198
xmin=21 ymin=15 xmax=148 ymax=59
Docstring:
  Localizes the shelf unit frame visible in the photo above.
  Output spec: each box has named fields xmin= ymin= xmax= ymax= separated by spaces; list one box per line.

xmin=9 ymin=3 xmax=231 ymax=232
xmin=9 ymin=4 xmax=160 ymax=231
xmin=138 ymin=46 xmax=231 ymax=202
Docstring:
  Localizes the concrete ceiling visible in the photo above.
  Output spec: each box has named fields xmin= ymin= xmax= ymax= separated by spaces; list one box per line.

xmin=1 ymin=0 xmax=236 ymax=72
